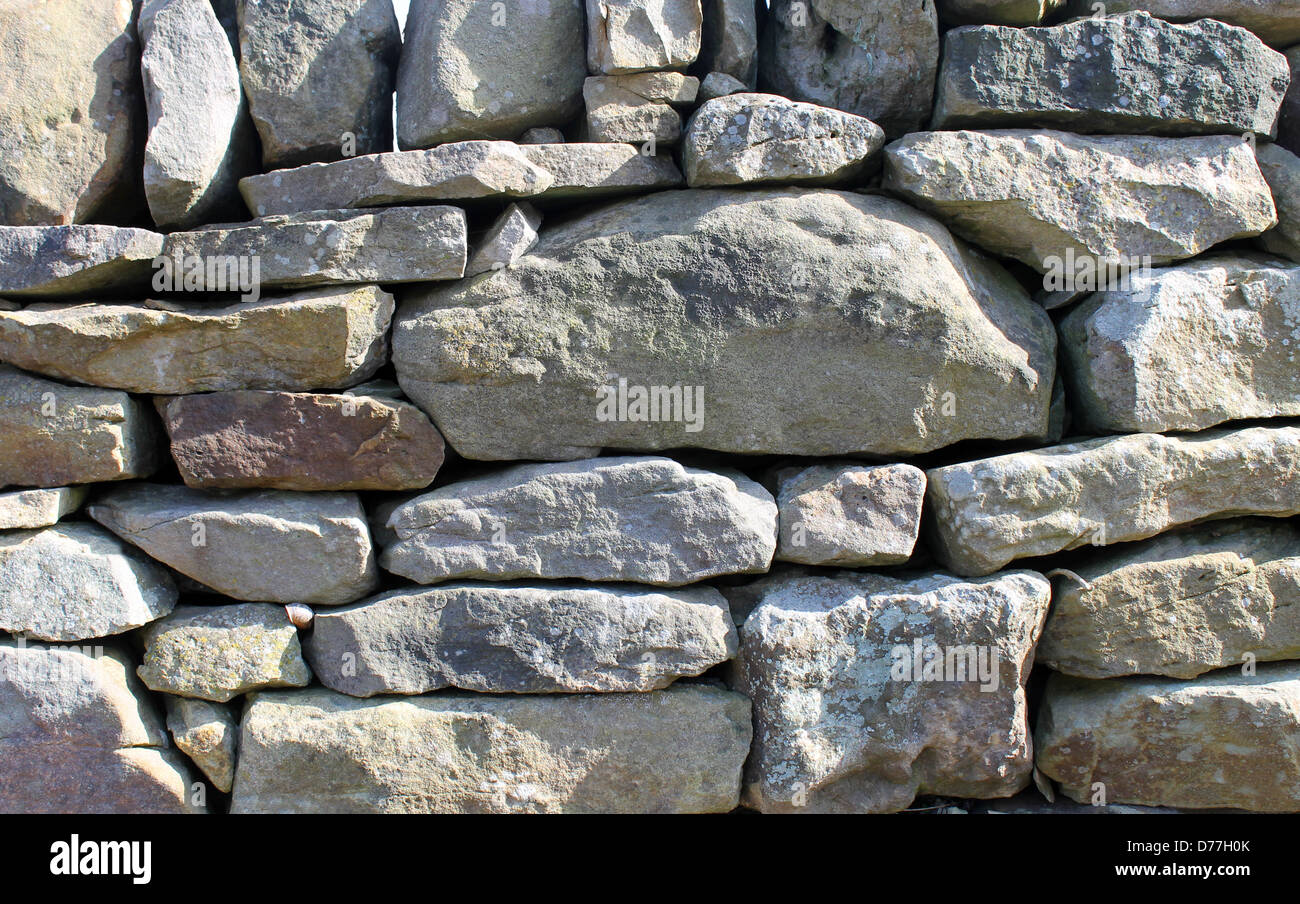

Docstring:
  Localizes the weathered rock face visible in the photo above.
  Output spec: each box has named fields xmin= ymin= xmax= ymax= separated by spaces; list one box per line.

xmin=88 ymin=485 xmax=379 ymax=605
xmin=1039 ymin=519 xmax=1300 ymax=680
xmin=0 ymin=640 xmax=200 ymax=814
xmin=0 ymin=226 xmax=163 ymax=299
xmin=237 ymin=0 xmax=401 ymax=168
xmin=698 ymin=71 xmax=747 ymax=101
xmin=1066 ymin=0 xmax=1300 ymax=48
xmin=884 ymin=130 xmax=1277 ymax=271
xmin=775 ymin=463 xmax=925 ymax=566
xmin=165 ymin=697 xmax=238 ymax=794
xmin=587 ymin=0 xmax=704 ymax=74
xmin=699 ymin=0 xmax=758 ymax=85
xmin=1037 ymin=665 xmax=1300 ymax=811
xmin=393 ymin=188 xmax=1056 ymax=460
xmin=683 ymin=94 xmax=886 ymax=186
xmin=231 ymin=684 xmax=751 ymax=813
xmin=1280 ymin=48 xmax=1300 ymax=154
xmin=0 ymin=367 xmax=160 ymax=489
xmin=304 ymin=582 xmax=737 ymax=696
xmin=1257 ymin=142 xmax=1300 ymax=261
xmin=397 ymin=0 xmax=586 ymax=148
xmin=0 ymin=487 xmax=86 ymax=531
xmin=938 ymin=0 xmax=1064 ymax=25
xmin=0 ymin=0 xmax=143 ymax=226
xmin=732 ymin=569 xmax=1051 ymax=813
xmin=759 ymin=0 xmax=939 ymax=136
xmin=584 ymin=73 xmax=698 ymax=144
xmin=138 ymin=604 xmax=312 ymax=702
xmin=464 ymin=203 xmax=542 ymax=277
xmin=157 ymin=390 xmax=445 ymax=491
xmin=1059 ymin=255 xmax=1300 ymax=433
xmin=384 ymin=457 xmax=773 ymax=584
xmin=0 ymin=286 xmax=394 ymax=395
xmin=933 ymin=14 xmax=1292 ymax=136
xmin=927 ymin=426 xmax=1300 ymax=576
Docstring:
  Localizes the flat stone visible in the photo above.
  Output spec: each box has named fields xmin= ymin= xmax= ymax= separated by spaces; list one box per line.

xmin=584 ymin=75 xmax=694 ymax=143
xmin=304 ymin=582 xmax=737 ymax=696
xmin=0 ymin=226 xmax=164 ymax=299
xmin=464 ymin=203 xmax=542 ymax=277
xmin=88 ymin=485 xmax=380 ymax=605
xmin=1257 ymin=142 xmax=1300 ymax=261
xmin=0 ymin=487 xmax=86 ymax=530
xmin=157 ymin=390 xmax=445 ymax=491
xmin=382 ymin=456 xmax=776 ymax=585
xmin=393 ymin=188 xmax=1056 ymax=459
xmin=927 ymin=426 xmax=1300 ymax=576
xmin=1060 ymin=254 xmax=1300 ymax=432
xmin=165 ymin=696 xmax=238 ymax=793
xmin=138 ymin=603 xmax=312 ymax=702
xmin=933 ymin=13 xmax=1291 ymax=136
xmin=587 ymin=0 xmax=703 ymax=74
xmin=231 ymin=684 xmax=751 ymax=813
xmin=698 ymin=71 xmax=748 ymax=101
xmin=0 ymin=286 xmax=394 ymax=394
xmin=683 ymin=93 xmax=885 ymax=186
xmin=1066 ymin=0 xmax=1300 ymax=48
xmin=1039 ymin=519 xmax=1300 ymax=679
xmin=699 ymin=0 xmax=759 ymax=84
xmin=886 ymin=129 xmax=1277 ymax=272
xmin=732 ymin=568 xmax=1051 ymax=813
xmin=937 ymin=0 xmax=1065 ymax=25
xmin=775 ymin=463 xmax=924 ymax=566
xmin=1279 ymin=47 xmax=1300 ymax=154
xmin=1037 ymin=664 xmax=1300 ymax=811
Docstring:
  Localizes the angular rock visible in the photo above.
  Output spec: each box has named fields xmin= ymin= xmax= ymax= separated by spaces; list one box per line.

xmin=0 ymin=0 xmax=143 ymax=225
xmin=775 ymin=463 xmax=924 ymax=566
xmin=0 ymin=286 xmax=393 ymax=394
xmin=759 ymin=0 xmax=939 ymax=136
xmin=0 ymin=367 xmax=160 ymax=489
xmin=464 ymin=203 xmax=542 ymax=277
xmin=157 ymin=390 xmax=445 ymax=491
xmin=519 ymin=127 xmax=566 ymax=144
xmin=138 ymin=604 xmax=312 ymax=702
xmin=927 ymin=426 xmax=1300 ymax=576
xmin=231 ymin=684 xmax=751 ymax=813
xmin=584 ymin=74 xmax=698 ymax=144
xmin=0 ymin=226 xmax=163 ymax=299
xmin=698 ymin=71 xmax=747 ymax=101
xmin=885 ymin=129 xmax=1277 ymax=271
xmin=238 ymin=0 xmax=401 ymax=168
xmin=89 ymin=485 xmax=380 ymax=605
xmin=938 ymin=0 xmax=1064 ymax=25
xmin=1039 ymin=519 xmax=1300 ymax=680
xmin=1060 ymin=254 xmax=1300 ymax=432
xmin=165 ymin=696 xmax=238 ymax=793
xmin=1280 ymin=47 xmax=1300 ymax=154
xmin=383 ymin=456 xmax=776 ymax=585
xmin=0 ymin=487 xmax=86 ymax=530
xmin=587 ymin=0 xmax=703 ymax=74
xmin=1257 ymin=142 xmax=1300 ymax=261
xmin=684 ymin=93 xmax=885 ymax=187
xmin=1066 ymin=0 xmax=1300 ymax=48
xmin=699 ymin=0 xmax=759 ymax=85
xmin=397 ymin=0 xmax=586 ymax=148
xmin=933 ymin=14 xmax=1291 ymax=137
xmin=304 ymin=582 xmax=737 ymax=696
xmin=732 ymin=569 xmax=1051 ymax=813
xmin=393 ymin=188 xmax=1056 ymax=459
xmin=1037 ymin=665 xmax=1300 ymax=811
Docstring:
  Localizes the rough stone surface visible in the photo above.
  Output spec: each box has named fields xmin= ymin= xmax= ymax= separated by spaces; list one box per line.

xmin=0 ymin=226 xmax=163 ymax=299
xmin=382 ymin=456 xmax=776 ymax=585
xmin=698 ymin=71 xmax=748 ymax=101
xmin=165 ymin=696 xmax=238 ymax=793
xmin=89 ymin=485 xmax=379 ymax=605
xmin=1066 ymin=0 xmax=1300 ymax=48
xmin=1258 ymin=142 xmax=1300 ymax=261
xmin=584 ymin=74 xmax=697 ymax=144
xmin=732 ymin=569 xmax=1051 ymax=813
xmin=884 ymin=129 xmax=1277 ymax=271
xmin=519 ymin=127 xmax=565 ymax=144
xmin=938 ymin=0 xmax=1065 ymax=25
xmin=231 ymin=684 xmax=751 ymax=813
xmin=464 ymin=203 xmax=542 ymax=277
xmin=587 ymin=0 xmax=704 ymax=74
xmin=397 ymin=0 xmax=586 ymax=148
xmin=0 ymin=286 xmax=394 ymax=395
xmin=683 ymin=93 xmax=886 ymax=187
xmin=699 ymin=0 xmax=759 ymax=85
xmin=304 ymin=582 xmax=738 ymax=695
xmin=775 ymin=463 xmax=925 ymax=566
xmin=927 ymin=426 xmax=1300 ymax=576
xmin=1037 ymin=665 xmax=1300 ymax=811
xmin=0 ymin=487 xmax=86 ymax=530
xmin=157 ymin=390 xmax=445 ymax=491
xmin=1280 ymin=47 xmax=1300 ymax=154
xmin=138 ymin=604 xmax=312 ymax=702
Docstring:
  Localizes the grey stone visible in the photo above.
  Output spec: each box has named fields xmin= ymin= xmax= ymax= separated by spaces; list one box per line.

xmin=1066 ymin=0 xmax=1300 ymax=48
xmin=519 ymin=127 xmax=566 ymax=144
xmin=937 ymin=0 xmax=1065 ymax=25
xmin=587 ymin=0 xmax=704 ymax=74
xmin=1280 ymin=47 xmax=1300 ymax=153
xmin=0 ymin=226 xmax=163 ymax=299
xmin=165 ymin=696 xmax=238 ymax=793
xmin=464 ymin=203 xmax=542 ymax=277
xmin=775 ymin=463 xmax=924 ymax=566
xmin=1258 ymin=142 xmax=1300 ymax=261
xmin=0 ymin=487 xmax=86 ymax=530
xmin=698 ymin=71 xmax=747 ymax=101
xmin=699 ymin=0 xmax=758 ymax=85
xmin=583 ymin=73 xmax=698 ymax=144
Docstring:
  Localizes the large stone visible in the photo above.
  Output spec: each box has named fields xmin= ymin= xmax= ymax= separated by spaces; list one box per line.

xmin=88 ymin=485 xmax=380 ymax=605
xmin=938 ymin=0 xmax=1064 ymax=25
xmin=1037 ymin=665 xmax=1300 ymax=811
xmin=0 ymin=487 xmax=86 ymax=530
xmin=165 ymin=696 xmax=238 ymax=793
xmin=157 ymin=390 xmax=445 ymax=491
xmin=231 ymin=684 xmax=750 ymax=813
xmin=0 ymin=367 xmax=160 ymax=489
xmin=0 ymin=640 xmax=200 ymax=813
xmin=775 ymin=463 xmax=925 ymax=566
xmin=699 ymin=0 xmax=758 ymax=85
xmin=732 ymin=569 xmax=1051 ymax=813
xmin=927 ymin=426 xmax=1300 ymax=576
xmin=932 ymin=14 xmax=1291 ymax=137
xmin=1257 ymin=142 xmax=1300 ymax=261
xmin=884 ymin=130 xmax=1277 ymax=272
xmin=382 ymin=456 xmax=775 ymax=585
xmin=304 ymin=582 xmax=737 ymax=696
xmin=683 ymin=93 xmax=885 ymax=187
xmin=1066 ymin=0 xmax=1300 ymax=48
xmin=239 ymin=141 xmax=684 ymax=216
xmin=464 ymin=203 xmax=542 ymax=277
xmin=583 ymin=73 xmax=697 ymax=144
xmin=1059 ymin=254 xmax=1300 ymax=433
xmin=587 ymin=0 xmax=703 ymax=74
xmin=0 ymin=226 xmax=163 ymax=299
xmin=392 ymin=188 xmax=1056 ymax=460
xmin=1280 ymin=47 xmax=1300 ymax=153
xmin=0 ymin=286 xmax=393 ymax=394
xmin=397 ymin=0 xmax=586 ymax=148
xmin=238 ymin=0 xmax=401 ymax=168
xmin=759 ymin=0 xmax=939 ymax=136
xmin=1039 ymin=519 xmax=1300 ymax=680
xmin=161 ymin=207 xmax=467 ymax=290
xmin=0 ymin=0 xmax=143 ymax=225
xmin=138 ymin=604 xmax=312 ymax=702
